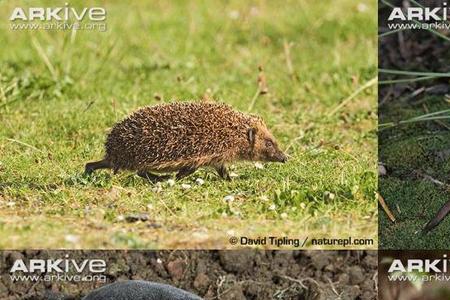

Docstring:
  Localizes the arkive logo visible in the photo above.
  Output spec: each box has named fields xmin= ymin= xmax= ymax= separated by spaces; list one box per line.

xmin=10 ymin=255 xmax=106 ymax=274
xmin=388 ymin=255 xmax=450 ymax=273
xmin=388 ymin=3 xmax=450 ymax=21
xmin=9 ymin=3 xmax=106 ymax=21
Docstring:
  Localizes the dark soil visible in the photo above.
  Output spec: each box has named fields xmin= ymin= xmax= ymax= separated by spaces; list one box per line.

xmin=0 ymin=250 xmax=377 ymax=300
xmin=378 ymin=0 xmax=450 ymax=249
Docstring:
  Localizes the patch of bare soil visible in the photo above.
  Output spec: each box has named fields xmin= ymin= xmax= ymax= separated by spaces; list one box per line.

xmin=0 ymin=250 xmax=377 ymax=300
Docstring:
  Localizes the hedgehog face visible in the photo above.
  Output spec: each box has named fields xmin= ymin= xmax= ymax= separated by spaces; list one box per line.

xmin=247 ymin=124 xmax=287 ymax=163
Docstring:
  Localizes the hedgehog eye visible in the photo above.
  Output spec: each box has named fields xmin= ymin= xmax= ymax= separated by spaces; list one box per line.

xmin=265 ymin=140 xmax=274 ymax=148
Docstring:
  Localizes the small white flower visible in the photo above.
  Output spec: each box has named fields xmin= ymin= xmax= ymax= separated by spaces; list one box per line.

xmin=254 ymin=162 xmax=264 ymax=169
xmin=249 ymin=6 xmax=259 ymax=16
xmin=357 ymin=3 xmax=368 ymax=12
xmin=152 ymin=186 xmax=162 ymax=193
xmin=229 ymin=10 xmax=239 ymax=19
xmin=281 ymin=212 xmax=288 ymax=219
xmin=65 ymin=234 xmax=79 ymax=244
xmin=157 ymin=258 xmax=163 ymax=264
xmin=268 ymin=204 xmax=276 ymax=211
xmin=227 ymin=230 xmax=235 ymax=236
xmin=167 ymin=179 xmax=175 ymax=187
xmin=186 ymin=61 xmax=195 ymax=69
xmin=325 ymin=191 xmax=335 ymax=200
xmin=224 ymin=195 xmax=235 ymax=202
xmin=260 ymin=195 xmax=269 ymax=202
xmin=181 ymin=183 xmax=191 ymax=190
xmin=116 ymin=215 xmax=125 ymax=222
xmin=152 ymin=182 xmax=163 ymax=193
xmin=195 ymin=178 xmax=205 ymax=185
xmin=310 ymin=148 xmax=322 ymax=155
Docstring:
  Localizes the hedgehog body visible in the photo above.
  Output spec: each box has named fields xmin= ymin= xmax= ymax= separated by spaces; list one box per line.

xmin=85 ymin=102 xmax=286 ymax=181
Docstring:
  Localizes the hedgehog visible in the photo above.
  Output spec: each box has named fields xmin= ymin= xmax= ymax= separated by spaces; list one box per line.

xmin=85 ymin=102 xmax=287 ymax=182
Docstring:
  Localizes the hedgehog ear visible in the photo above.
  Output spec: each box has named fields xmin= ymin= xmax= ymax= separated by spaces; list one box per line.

xmin=247 ymin=127 xmax=257 ymax=146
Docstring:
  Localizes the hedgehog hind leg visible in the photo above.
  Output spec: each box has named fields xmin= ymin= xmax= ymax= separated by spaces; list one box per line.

xmin=137 ymin=171 xmax=170 ymax=183
xmin=176 ymin=167 xmax=197 ymax=180
xmin=214 ymin=164 xmax=231 ymax=181
xmin=85 ymin=159 xmax=112 ymax=175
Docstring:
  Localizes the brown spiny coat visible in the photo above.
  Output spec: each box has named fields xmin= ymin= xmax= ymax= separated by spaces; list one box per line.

xmin=85 ymin=102 xmax=286 ymax=181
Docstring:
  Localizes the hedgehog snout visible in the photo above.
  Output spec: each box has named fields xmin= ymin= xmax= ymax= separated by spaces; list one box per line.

xmin=264 ymin=151 xmax=288 ymax=163
xmin=277 ymin=153 xmax=288 ymax=163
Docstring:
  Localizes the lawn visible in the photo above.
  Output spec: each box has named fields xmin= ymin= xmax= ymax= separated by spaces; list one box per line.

xmin=379 ymin=94 xmax=450 ymax=249
xmin=0 ymin=0 xmax=377 ymax=249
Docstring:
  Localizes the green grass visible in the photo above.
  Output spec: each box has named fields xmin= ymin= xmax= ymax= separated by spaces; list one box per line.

xmin=379 ymin=94 xmax=450 ymax=249
xmin=0 ymin=0 xmax=377 ymax=249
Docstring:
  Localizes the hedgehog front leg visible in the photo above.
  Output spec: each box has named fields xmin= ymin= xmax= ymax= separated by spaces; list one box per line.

xmin=85 ymin=159 xmax=111 ymax=175
xmin=215 ymin=164 xmax=231 ymax=180
xmin=137 ymin=171 xmax=170 ymax=183
xmin=176 ymin=167 xmax=197 ymax=180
